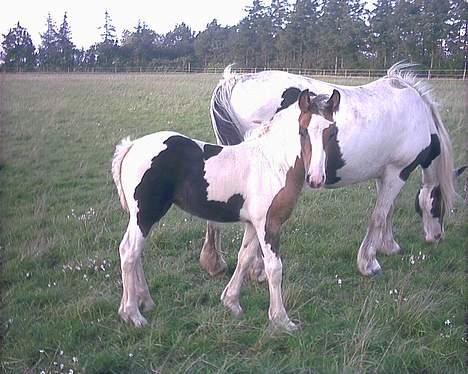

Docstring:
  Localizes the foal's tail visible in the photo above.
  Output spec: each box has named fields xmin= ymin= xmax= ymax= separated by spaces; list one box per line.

xmin=112 ymin=137 xmax=133 ymax=212
xmin=210 ymin=65 xmax=244 ymax=145
xmin=387 ymin=62 xmax=456 ymax=212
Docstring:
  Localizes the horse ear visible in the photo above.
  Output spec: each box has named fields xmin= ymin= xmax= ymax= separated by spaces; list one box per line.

xmin=454 ymin=165 xmax=467 ymax=177
xmin=298 ymin=89 xmax=311 ymax=113
xmin=327 ymin=89 xmax=341 ymax=113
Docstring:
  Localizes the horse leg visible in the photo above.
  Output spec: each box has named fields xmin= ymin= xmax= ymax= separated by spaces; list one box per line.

xmin=247 ymin=245 xmax=266 ymax=282
xmin=199 ymin=221 xmax=227 ymax=276
xmin=135 ymin=254 xmax=155 ymax=312
xmin=118 ymin=219 xmax=148 ymax=327
xmin=376 ymin=179 xmax=402 ymax=255
xmin=357 ymin=172 xmax=405 ymax=276
xmin=221 ymin=223 xmax=258 ymax=316
xmin=255 ymin=221 xmax=297 ymax=332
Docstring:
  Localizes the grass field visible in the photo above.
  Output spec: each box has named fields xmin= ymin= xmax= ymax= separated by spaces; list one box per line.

xmin=0 ymin=73 xmax=466 ymax=373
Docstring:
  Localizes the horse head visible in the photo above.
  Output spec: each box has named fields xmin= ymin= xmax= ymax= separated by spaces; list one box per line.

xmin=415 ymin=166 xmax=466 ymax=242
xmin=298 ymin=89 xmax=341 ymax=188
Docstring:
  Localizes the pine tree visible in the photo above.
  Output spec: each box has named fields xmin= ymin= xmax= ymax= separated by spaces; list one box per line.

xmin=2 ymin=22 xmax=36 ymax=71
xmin=38 ymin=13 xmax=60 ymax=70
xmin=57 ymin=12 xmax=76 ymax=71
xmin=100 ymin=10 xmax=117 ymax=44
xmin=446 ymin=0 xmax=467 ymax=69
xmin=278 ymin=0 xmax=320 ymax=68
xmin=96 ymin=10 xmax=118 ymax=67
xmin=370 ymin=0 xmax=398 ymax=68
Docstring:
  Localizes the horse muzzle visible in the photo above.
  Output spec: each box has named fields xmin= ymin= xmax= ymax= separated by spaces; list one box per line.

xmin=306 ymin=174 xmax=325 ymax=188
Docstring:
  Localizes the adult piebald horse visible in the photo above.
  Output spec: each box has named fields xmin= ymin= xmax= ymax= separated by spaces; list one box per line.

xmin=200 ymin=62 xmax=464 ymax=278
xmin=112 ymin=89 xmax=339 ymax=330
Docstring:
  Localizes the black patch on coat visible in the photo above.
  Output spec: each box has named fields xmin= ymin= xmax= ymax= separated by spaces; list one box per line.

xmin=430 ymin=185 xmax=443 ymax=219
xmin=323 ymin=124 xmax=346 ymax=185
xmin=203 ymin=144 xmax=223 ymax=159
xmin=134 ymin=135 xmax=245 ymax=237
xmin=276 ymin=87 xmax=301 ymax=113
xmin=415 ymin=190 xmax=422 ymax=216
xmin=211 ymin=85 xmax=243 ymax=146
xmin=399 ymin=134 xmax=441 ymax=181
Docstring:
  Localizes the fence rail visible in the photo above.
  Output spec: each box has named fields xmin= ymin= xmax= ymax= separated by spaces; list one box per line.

xmin=4 ymin=66 xmax=467 ymax=79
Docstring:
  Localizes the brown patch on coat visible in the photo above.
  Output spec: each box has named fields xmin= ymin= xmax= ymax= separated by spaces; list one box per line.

xmin=264 ymin=156 xmax=305 ymax=255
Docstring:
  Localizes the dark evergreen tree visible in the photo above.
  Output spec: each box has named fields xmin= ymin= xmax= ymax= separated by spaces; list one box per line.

xmin=370 ymin=0 xmax=398 ymax=68
xmin=96 ymin=10 xmax=119 ymax=67
xmin=121 ymin=21 xmax=160 ymax=67
xmin=318 ymin=0 xmax=369 ymax=69
xmin=57 ymin=12 xmax=76 ymax=71
xmin=1 ymin=22 xmax=36 ymax=71
xmin=163 ymin=22 xmax=195 ymax=66
xmin=277 ymin=0 xmax=320 ymax=68
xmin=446 ymin=0 xmax=467 ymax=69
xmin=38 ymin=13 xmax=60 ymax=70
xmin=194 ymin=19 xmax=231 ymax=67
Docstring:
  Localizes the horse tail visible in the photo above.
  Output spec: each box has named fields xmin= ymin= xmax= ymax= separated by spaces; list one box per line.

xmin=209 ymin=64 xmax=244 ymax=145
xmin=387 ymin=62 xmax=456 ymax=212
xmin=112 ymin=137 xmax=134 ymax=212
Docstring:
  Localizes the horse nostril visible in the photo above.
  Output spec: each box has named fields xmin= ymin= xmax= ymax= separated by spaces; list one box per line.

xmin=434 ymin=233 xmax=442 ymax=241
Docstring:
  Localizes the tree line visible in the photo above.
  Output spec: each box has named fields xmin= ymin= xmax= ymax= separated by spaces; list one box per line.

xmin=1 ymin=0 xmax=466 ymax=73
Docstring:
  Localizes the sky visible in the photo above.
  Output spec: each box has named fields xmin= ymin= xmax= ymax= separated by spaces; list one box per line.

xmin=1 ymin=0 xmax=254 ymax=49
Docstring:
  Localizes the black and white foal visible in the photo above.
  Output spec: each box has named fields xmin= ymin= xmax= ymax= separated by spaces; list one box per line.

xmin=112 ymin=90 xmax=339 ymax=330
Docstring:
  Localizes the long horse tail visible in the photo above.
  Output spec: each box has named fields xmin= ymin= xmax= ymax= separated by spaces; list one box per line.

xmin=112 ymin=137 xmax=134 ymax=212
xmin=209 ymin=64 xmax=244 ymax=145
xmin=387 ymin=62 xmax=456 ymax=212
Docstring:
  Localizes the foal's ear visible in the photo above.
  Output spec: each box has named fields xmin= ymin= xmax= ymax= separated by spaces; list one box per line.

xmin=299 ymin=89 xmax=311 ymax=113
xmin=326 ymin=89 xmax=341 ymax=113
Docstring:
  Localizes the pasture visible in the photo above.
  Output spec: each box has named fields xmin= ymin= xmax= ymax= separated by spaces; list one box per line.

xmin=0 ymin=73 xmax=466 ymax=373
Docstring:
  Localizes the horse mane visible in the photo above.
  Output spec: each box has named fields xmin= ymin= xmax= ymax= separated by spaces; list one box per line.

xmin=387 ymin=61 xmax=456 ymax=213
xmin=386 ymin=62 xmax=432 ymax=99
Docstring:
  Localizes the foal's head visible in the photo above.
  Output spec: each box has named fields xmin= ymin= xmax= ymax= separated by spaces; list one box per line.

xmin=298 ymin=89 xmax=341 ymax=188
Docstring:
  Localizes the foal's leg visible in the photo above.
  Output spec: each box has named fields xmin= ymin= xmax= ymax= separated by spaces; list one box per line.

xmin=255 ymin=222 xmax=297 ymax=332
xmin=357 ymin=172 xmax=405 ymax=276
xmin=199 ymin=221 xmax=227 ymax=276
xmin=221 ymin=223 xmax=258 ymax=316
xmin=247 ymin=245 xmax=266 ymax=282
xmin=118 ymin=219 xmax=148 ymax=327
xmin=376 ymin=180 xmax=402 ymax=255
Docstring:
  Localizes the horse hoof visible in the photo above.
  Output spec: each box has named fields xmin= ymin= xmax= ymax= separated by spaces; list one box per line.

xmin=130 ymin=313 xmax=148 ymax=327
xmin=371 ymin=268 xmax=384 ymax=278
xmin=141 ymin=299 xmax=156 ymax=312
xmin=223 ymin=300 xmax=243 ymax=317
xmin=270 ymin=319 xmax=300 ymax=333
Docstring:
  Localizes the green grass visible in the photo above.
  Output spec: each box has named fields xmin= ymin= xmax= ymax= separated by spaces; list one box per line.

xmin=0 ymin=73 xmax=466 ymax=373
